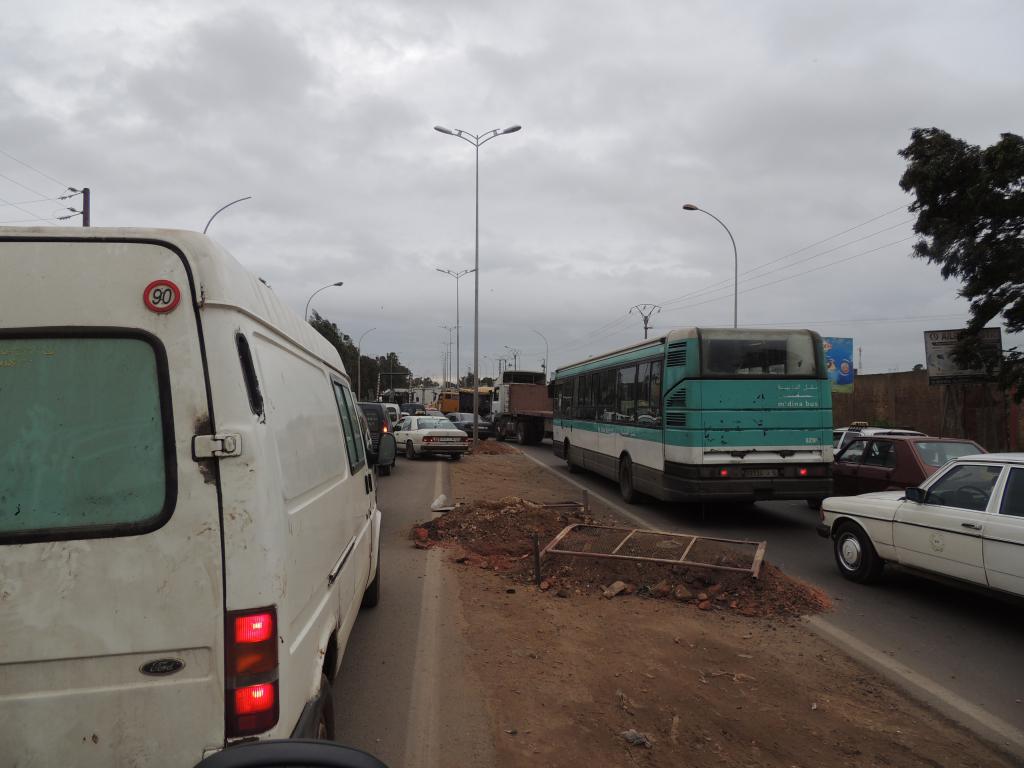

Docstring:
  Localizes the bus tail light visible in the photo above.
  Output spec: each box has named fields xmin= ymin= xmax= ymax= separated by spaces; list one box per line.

xmin=226 ymin=606 xmax=279 ymax=737
xmin=798 ymin=467 xmax=809 ymax=477
xmin=718 ymin=468 xmax=730 ymax=477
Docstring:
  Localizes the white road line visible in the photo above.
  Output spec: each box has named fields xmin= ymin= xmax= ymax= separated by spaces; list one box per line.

xmin=401 ymin=462 xmax=446 ymax=768
xmin=807 ymin=616 xmax=1024 ymax=760
xmin=520 ymin=446 xmax=1024 ymax=760
xmin=516 ymin=446 xmax=665 ymax=529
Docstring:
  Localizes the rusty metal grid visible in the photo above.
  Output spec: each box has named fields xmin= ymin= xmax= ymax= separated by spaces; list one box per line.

xmin=541 ymin=523 xmax=767 ymax=578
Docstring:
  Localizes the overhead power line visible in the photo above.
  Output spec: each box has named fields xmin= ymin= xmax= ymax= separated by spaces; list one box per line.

xmin=0 ymin=148 xmax=69 ymax=189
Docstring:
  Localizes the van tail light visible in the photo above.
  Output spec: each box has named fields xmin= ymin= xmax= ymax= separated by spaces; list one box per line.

xmin=382 ymin=423 xmax=389 ymax=433
xmin=226 ymin=606 xmax=279 ymax=737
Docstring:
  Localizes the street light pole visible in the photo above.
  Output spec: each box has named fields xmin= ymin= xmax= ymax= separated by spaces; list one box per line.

xmin=436 ymin=267 xmax=474 ymax=386
xmin=356 ymin=328 xmax=375 ymax=400
xmin=304 ymin=281 xmax=344 ymax=322
xmin=434 ymin=123 xmax=522 ymax=445
xmin=532 ymin=329 xmax=549 ymax=381
xmin=682 ymin=203 xmax=738 ymax=328
xmin=204 ymin=196 xmax=252 ymax=234
xmin=504 ymin=345 xmax=521 ymax=370
xmin=440 ymin=325 xmax=456 ymax=386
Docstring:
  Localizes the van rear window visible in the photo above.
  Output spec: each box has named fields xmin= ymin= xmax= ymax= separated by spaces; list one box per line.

xmin=0 ymin=336 xmax=171 ymax=542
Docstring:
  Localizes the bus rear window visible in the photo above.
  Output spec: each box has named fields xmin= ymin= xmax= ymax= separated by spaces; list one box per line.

xmin=0 ymin=336 xmax=171 ymax=542
xmin=700 ymin=330 xmax=818 ymax=377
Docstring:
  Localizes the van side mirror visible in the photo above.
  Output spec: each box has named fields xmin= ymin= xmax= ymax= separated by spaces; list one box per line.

xmin=193 ymin=739 xmax=387 ymax=767
xmin=905 ymin=487 xmax=925 ymax=503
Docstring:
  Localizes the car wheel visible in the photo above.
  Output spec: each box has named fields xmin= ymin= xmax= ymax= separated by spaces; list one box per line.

xmin=565 ymin=441 xmax=581 ymax=474
xmin=619 ymin=456 xmax=638 ymax=504
xmin=314 ymin=674 xmax=336 ymax=740
xmin=379 ymin=463 xmax=392 ymax=476
xmin=405 ymin=441 xmax=416 ymax=460
xmin=833 ymin=522 xmax=884 ymax=583
xmin=450 ymin=452 xmax=462 ymax=461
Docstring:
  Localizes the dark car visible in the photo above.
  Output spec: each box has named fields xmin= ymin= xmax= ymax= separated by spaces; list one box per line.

xmin=832 ymin=434 xmax=985 ymax=496
xmin=358 ymin=402 xmax=396 ymax=475
xmin=446 ymin=412 xmax=492 ymax=440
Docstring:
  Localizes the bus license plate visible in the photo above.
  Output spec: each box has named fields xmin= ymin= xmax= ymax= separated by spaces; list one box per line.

xmin=746 ymin=469 xmax=779 ymax=478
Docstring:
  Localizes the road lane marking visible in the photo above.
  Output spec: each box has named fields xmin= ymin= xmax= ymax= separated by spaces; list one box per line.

xmin=520 ymin=446 xmax=1024 ymax=758
xmin=516 ymin=446 xmax=663 ymax=529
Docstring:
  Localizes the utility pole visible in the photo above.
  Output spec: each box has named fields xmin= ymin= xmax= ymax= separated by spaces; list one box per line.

xmin=82 ymin=187 xmax=90 ymax=226
xmin=504 ymin=346 xmax=521 ymax=371
xmin=629 ymin=304 xmax=662 ymax=340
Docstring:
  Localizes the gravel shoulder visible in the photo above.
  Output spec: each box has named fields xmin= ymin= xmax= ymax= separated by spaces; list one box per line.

xmin=431 ymin=447 xmax=1015 ymax=768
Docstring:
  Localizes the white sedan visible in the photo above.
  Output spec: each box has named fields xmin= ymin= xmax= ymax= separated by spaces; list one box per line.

xmin=817 ymin=453 xmax=1024 ymax=596
xmin=393 ymin=416 xmax=470 ymax=460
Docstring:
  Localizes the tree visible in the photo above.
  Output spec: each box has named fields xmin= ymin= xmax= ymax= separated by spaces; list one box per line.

xmin=899 ymin=128 xmax=1024 ymax=397
xmin=308 ymin=311 xmax=410 ymax=399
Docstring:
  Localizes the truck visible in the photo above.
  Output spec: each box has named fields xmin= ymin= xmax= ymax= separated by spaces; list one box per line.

xmin=492 ymin=370 xmax=553 ymax=444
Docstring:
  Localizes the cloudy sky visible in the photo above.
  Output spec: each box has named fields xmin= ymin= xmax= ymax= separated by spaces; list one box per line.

xmin=3 ymin=1 xmax=1022 ymax=381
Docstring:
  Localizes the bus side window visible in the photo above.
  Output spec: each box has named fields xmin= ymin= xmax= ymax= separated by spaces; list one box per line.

xmin=649 ymin=361 xmax=662 ymax=426
xmin=597 ymin=370 xmax=616 ymax=422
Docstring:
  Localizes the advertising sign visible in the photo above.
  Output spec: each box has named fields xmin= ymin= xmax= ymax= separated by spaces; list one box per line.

xmin=823 ymin=337 xmax=854 ymax=393
xmin=924 ymin=327 xmax=1002 ymax=384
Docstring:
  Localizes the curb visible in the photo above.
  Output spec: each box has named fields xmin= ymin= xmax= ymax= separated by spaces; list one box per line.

xmin=806 ymin=615 xmax=1024 ymax=762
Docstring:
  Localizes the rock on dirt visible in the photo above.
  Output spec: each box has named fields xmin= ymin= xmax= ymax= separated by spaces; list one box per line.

xmin=620 ymin=729 xmax=653 ymax=748
xmin=603 ymin=580 xmax=627 ymax=599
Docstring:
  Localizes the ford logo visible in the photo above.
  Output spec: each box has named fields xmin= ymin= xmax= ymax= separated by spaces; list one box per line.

xmin=140 ymin=658 xmax=185 ymax=676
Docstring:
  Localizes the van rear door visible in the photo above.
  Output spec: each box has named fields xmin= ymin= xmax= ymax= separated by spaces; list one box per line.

xmin=0 ymin=237 xmax=224 ymax=766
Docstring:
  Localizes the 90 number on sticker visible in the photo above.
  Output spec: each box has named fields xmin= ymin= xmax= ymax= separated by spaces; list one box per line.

xmin=144 ymin=280 xmax=182 ymax=313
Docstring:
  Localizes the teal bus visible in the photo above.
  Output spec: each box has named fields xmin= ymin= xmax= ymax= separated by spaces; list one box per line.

xmin=551 ymin=327 xmax=833 ymax=503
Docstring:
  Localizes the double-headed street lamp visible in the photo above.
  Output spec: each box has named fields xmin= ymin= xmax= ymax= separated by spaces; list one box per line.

xmin=682 ymin=203 xmax=738 ymax=328
xmin=434 ymin=123 xmax=522 ymax=446
xmin=304 ymin=281 xmax=344 ymax=322
xmin=356 ymin=328 xmax=375 ymax=400
xmin=436 ymin=267 xmax=474 ymax=387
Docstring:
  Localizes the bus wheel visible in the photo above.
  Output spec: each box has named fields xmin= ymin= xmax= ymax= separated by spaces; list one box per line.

xmin=565 ymin=441 xmax=581 ymax=474
xmin=619 ymin=456 xmax=638 ymax=504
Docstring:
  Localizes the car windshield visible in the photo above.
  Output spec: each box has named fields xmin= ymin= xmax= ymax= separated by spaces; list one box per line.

xmin=417 ymin=418 xmax=459 ymax=430
xmin=914 ymin=441 xmax=981 ymax=467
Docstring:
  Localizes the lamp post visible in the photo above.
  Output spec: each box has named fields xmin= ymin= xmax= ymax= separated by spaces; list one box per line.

xmin=682 ymin=203 xmax=738 ymax=328
xmin=532 ymin=329 xmax=549 ymax=381
xmin=434 ymin=123 xmax=522 ymax=445
xmin=439 ymin=325 xmax=456 ymax=386
xmin=436 ymin=267 xmax=474 ymax=387
xmin=304 ymin=281 xmax=344 ymax=322
xmin=203 ymin=196 xmax=252 ymax=234
xmin=356 ymin=328 xmax=375 ymax=400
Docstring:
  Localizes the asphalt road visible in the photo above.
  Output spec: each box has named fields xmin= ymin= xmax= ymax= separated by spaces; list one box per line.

xmin=331 ymin=455 xmax=494 ymax=768
xmin=519 ymin=441 xmax=1024 ymax=732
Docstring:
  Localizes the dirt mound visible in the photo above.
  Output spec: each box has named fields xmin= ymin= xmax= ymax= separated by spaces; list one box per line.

xmin=414 ymin=496 xmax=831 ymax=618
xmin=470 ymin=440 xmax=517 ymax=455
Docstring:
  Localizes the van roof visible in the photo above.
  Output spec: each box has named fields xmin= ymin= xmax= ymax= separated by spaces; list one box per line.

xmin=1 ymin=227 xmax=347 ymax=378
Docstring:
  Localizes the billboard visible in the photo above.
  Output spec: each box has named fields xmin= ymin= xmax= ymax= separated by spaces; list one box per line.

xmin=823 ymin=337 xmax=854 ymax=393
xmin=924 ymin=327 xmax=1002 ymax=384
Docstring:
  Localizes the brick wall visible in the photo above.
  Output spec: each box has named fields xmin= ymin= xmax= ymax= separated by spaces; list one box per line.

xmin=832 ymin=370 xmax=1022 ymax=452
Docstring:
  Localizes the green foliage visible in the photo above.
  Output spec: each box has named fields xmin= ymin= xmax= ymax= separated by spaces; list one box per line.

xmin=308 ymin=311 xmax=411 ymax=399
xmin=899 ymin=128 xmax=1024 ymax=398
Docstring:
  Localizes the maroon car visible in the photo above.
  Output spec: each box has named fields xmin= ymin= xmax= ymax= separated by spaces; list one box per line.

xmin=832 ymin=435 xmax=985 ymax=496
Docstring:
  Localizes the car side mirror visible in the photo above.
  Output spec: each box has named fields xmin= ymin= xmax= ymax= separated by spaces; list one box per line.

xmin=905 ymin=487 xmax=925 ymax=503
xmin=193 ymin=739 xmax=387 ymax=767
xmin=377 ymin=432 xmax=397 ymax=467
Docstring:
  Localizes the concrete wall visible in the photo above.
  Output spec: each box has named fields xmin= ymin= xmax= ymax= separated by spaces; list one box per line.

xmin=832 ymin=370 xmax=1023 ymax=452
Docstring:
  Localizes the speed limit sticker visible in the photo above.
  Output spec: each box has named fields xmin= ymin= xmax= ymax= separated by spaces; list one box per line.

xmin=143 ymin=280 xmax=182 ymax=313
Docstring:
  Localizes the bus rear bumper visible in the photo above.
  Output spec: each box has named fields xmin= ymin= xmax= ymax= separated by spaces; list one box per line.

xmin=662 ymin=477 xmax=832 ymax=502
xmin=662 ymin=462 xmax=832 ymax=502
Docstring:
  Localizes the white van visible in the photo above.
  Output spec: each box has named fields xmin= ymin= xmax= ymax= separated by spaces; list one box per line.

xmin=0 ymin=228 xmax=388 ymax=766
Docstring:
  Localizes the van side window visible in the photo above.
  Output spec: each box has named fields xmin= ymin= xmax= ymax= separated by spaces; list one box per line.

xmin=332 ymin=382 xmax=366 ymax=472
xmin=235 ymin=333 xmax=264 ymax=418
xmin=0 ymin=335 xmax=173 ymax=542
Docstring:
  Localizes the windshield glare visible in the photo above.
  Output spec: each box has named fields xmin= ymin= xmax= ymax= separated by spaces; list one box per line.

xmin=700 ymin=329 xmax=818 ymax=377
xmin=914 ymin=441 xmax=981 ymax=466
